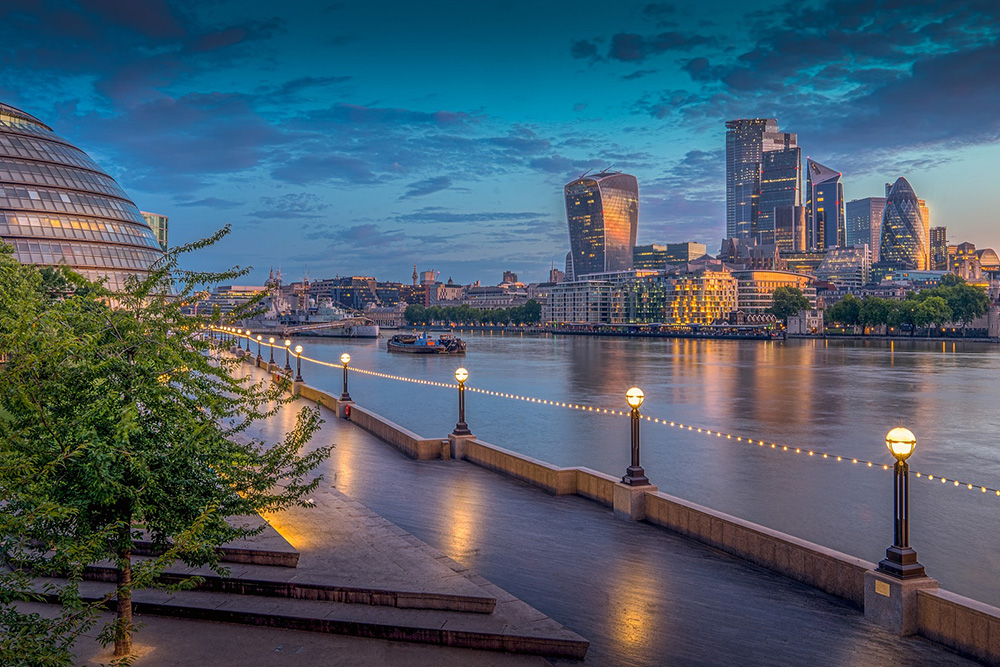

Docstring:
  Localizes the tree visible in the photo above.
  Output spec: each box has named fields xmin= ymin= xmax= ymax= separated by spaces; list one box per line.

xmin=523 ymin=299 xmax=542 ymax=324
xmin=859 ymin=297 xmax=893 ymax=333
xmin=916 ymin=296 xmax=953 ymax=336
xmin=404 ymin=303 xmax=426 ymax=324
xmin=768 ymin=286 xmax=810 ymax=323
xmin=826 ymin=294 xmax=861 ymax=329
xmin=947 ymin=283 xmax=990 ymax=336
xmin=0 ymin=231 xmax=330 ymax=662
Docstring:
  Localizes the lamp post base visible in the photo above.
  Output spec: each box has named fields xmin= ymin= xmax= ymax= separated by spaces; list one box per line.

xmin=621 ymin=466 xmax=650 ymax=486
xmin=878 ymin=546 xmax=926 ymax=579
xmin=452 ymin=421 xmax=471 ymax=436
xmin=340 ymin=392 xmax=352 ymax=402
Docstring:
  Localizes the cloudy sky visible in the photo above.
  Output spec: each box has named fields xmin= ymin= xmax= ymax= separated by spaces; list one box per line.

xmin=2 ymin=0 xmax=999 ymax=284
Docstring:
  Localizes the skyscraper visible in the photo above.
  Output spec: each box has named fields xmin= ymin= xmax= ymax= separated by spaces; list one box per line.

xmin=0 ymin=102 xmax=163 ymax=290
xmin=805 ymin=159 xmax=844 ymax=250
xmin=141 ymin=211 xmax=169 ymax=251
xmin=845 ymin=197 xmax=886 ymax=259
xmin=929 ymin=226 xmax=948 ymax=271
xmin=565 ymin=171 xmax=639 ymax=278
xmin=756 ymin=147 xmax=801 ymax=241
xmin=773 ymin=205 xmax=806 ymax=253
xmin=879 ymin=177 xmax=929 ymax=270
xmin=725 ymin=119 xmax=797 ymax=241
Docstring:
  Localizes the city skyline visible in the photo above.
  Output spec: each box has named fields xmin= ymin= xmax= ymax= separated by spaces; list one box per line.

xmin=2 ymin=1 xmax=999 ymax=284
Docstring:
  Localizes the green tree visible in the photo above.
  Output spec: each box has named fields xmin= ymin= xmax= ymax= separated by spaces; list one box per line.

xmin=404 ymin=303 xmax=426 ymax=324
xmin=826 ymin=294 xmax=861 ymax=329
xmin=523 ymin=299 xmax=542 ymax=324
xmin=767 ymin=286 xmax=810 ymax=323
xmin=947 ymin=283 xmax=990 ymax=336
xmin=916 ymin=295 xmax=953 ymax=336
xmin=859 ymin=297 xmax=893 ymax=333
xmin=0 ymin=232 xmax=330 ymax=662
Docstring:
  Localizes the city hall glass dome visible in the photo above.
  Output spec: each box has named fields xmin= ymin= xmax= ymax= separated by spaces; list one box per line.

xmin=0 ymin=102 xmax=163 ymax=290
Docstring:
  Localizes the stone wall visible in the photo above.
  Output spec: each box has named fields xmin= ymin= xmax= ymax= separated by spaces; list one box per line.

xmin=917 ymin=588 xmax=1000 ymax=665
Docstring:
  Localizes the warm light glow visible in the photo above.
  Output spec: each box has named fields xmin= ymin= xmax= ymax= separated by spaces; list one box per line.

xmin=454 ymin=367 xmax=469 ymax=383
xmin=256 ymin=335 xmax=262 ymax=341
xmin=294 ymin=345 xmax=303 ymax=354
xmin=284 ymin=339 xmax=291 ymax=346
xmin=625 ymin=387 xmax=644 ymax=409
xmin=269 ymin=337 xmax=275 ymax=344
xmin=340 ymin=353 xmax=351 ymax=365
xmin=886 ymin=426 xmax=916 ymax=461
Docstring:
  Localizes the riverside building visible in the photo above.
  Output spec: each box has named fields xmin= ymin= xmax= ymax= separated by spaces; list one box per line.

xmin=0 ymin=102 xmax=163 ymax=288
xmin=564 ymin=171 xmax=639 ymax=279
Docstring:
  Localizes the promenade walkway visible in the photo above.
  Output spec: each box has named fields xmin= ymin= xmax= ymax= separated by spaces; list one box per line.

xmin=235 ymin=364 xmax=976 ymax=666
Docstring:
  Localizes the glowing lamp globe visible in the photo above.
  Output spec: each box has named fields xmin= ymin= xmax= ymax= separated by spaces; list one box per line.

xmin=284 ymin=339 xmax=291 ymax=347
xmin=455 ymin=367 xmax=469 ymax=383
xmin=340 ymin=353 xmax=351 ymax=365
xmin=256 ymin=335 xmax=262 ymax=341
xmin=294 ymin=345 xmax=303 ymax=354
xmin=886 ymin=427 xmax=916 ymax=461
xmin=626 ymin=387 xmax=645 ymax=410
xmin=269 ymin=337 xmax=275 ymax=344
xmin=246 ymin=329 xmax=252 ymax=337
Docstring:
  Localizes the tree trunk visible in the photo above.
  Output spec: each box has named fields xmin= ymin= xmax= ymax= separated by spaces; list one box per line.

xmin=114 ymin=532 xmax=133 ymax=657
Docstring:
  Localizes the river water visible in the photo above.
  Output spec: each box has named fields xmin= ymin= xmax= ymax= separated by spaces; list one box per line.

xmin=285 ymin=331 xmax=1000 ymax=607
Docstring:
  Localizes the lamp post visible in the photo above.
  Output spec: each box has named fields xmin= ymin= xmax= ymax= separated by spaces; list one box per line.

xmin=256 ymin=335 xmax=263 ymax=362
xmin=621 ymin=387 xmax=650 ymax=486
xmin=244 ymin=329 xmax=252 ymax=352
xmin=294 ymin=345 xmax=304 ymax=383
xmin=268 ymin=337 xmax=275 ymax=364
xmin=284 ymin=339 xmax=292 ymax=372
xmin=340 ymin=353 xmax=352 ymax=401
xmin=452 ymin=367 xmax=471 ymax=435
xmin=878 ymin=427 xmax=925 ymax=578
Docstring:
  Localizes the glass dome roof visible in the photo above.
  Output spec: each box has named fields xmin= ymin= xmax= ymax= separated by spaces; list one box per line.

xmin=0 ymin=101 xmax=163 ymax=290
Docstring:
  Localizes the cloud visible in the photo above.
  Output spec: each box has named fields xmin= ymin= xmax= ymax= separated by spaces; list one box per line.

xmin=622 ymin=69 xmax=658 ymax=80
xmin=399 ymin=176 xmax=452 ymax=199
xmin=248 ymin=193 xmax=329 ymax=220
xmin=176 ymin=197 xmax=242 ymax=209
xmin=570 ymin=39 xmax=600 ymax=60
xmin=607 ymin=32 xmax=713 ymax=62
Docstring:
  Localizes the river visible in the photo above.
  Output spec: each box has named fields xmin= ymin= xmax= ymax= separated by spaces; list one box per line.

xmin=284 ymin=331 xmax=1000 ymax=607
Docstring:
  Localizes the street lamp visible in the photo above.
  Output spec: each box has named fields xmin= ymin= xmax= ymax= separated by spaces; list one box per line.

xmin=294 ymin=344 xmax=304 ymax=383
xmin=268 ymin=337 xmax=276 ymax=364
xmin=340 ymin=353 xmax=352 ymax=401
xmin=622 ymin=387 xmax=650 ymax=486
xmin=452 ymin=367 xmax=471 ymax=436
xmin=244 ymin=329 xmax=252 ymax=352
xmin=256 ymin=335 xmax=263 ymax=362
xmin=284 ymin=339 xmax=292 ymax=372
xmin=878 ymin=427 xmax=925 ymax=578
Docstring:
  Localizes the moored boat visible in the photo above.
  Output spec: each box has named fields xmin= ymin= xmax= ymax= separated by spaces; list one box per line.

xmin=387 ymin=332 xmax=466 ymax=354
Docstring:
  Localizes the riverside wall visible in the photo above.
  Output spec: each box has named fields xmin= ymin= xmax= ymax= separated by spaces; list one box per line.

xmin=239 ymin=350 xmax=1000 ymax=665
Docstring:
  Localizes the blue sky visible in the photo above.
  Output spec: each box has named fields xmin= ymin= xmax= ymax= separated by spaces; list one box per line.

xmin=2 ymin=0 xmax=999 ymax=284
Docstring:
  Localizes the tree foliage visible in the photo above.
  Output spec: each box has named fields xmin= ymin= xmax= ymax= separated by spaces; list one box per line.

xmin=767 ymin=286 xmax=810 ymax=322
xmin=404 ymin=299 xmax=542 ymax=326
xmin=0 ymin=229 xmax=330 ymax=663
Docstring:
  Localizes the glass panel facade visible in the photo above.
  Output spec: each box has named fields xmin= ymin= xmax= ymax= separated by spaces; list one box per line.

xmin=565 ymin=172 xmax=638 ymax=278
xmin=757 ymin=147 xmax=801 ymax=238
xmin=879 ymin=177 xmax=928 ymax=270
xmin=805 ymin=159 xmax=845 ymax=250
xmin=0 ymin=101 xmax=162 ymax=286
xmin=725 ymin=119 xmax=797 ymax=240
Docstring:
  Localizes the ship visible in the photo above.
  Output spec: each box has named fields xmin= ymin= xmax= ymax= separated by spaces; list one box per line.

xmin=387 ymin=332 xmax=466 ymax=354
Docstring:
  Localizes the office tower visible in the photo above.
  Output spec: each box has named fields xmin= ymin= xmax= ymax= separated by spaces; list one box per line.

xmin=773 ymin=205 xmax=806 ymax=253
xmin=0 ymin=102 xmax=163 ymax=290
xmin=725 ymin=119 xmax=797 ymax=240
xmin=930 ymin=226 xmax=948 ymax=271
xmin=756 ymin=147 xmax=801 ymax=241
xmin=815 ymin=245 xmax=871 ymax=287
xmin=879 ymin=177 xmax=928 ymax=270
xmin=633 ymin=244 xmax=668 ymax=270
xmin=665 ymin=242 xmax=707 ymax=263
xmin=845 ymin=197 xmax=886 ymax=259
xmin=141 ymin=211 xmax=169 ymax=251
xmin=805 ymin=159 xmax=845 ymax=250
xmin=565 ymin=171 xmax=639 ymax=278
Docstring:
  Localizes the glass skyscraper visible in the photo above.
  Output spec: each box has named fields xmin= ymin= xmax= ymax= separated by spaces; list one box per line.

xmin=805 ymin=159 xmax=844 ymax=250
xmin=565 ymin=171 xmax=638 ymax=278
xmin=929 ymin=226 xmax=948 ymax=271
xmin=0 ymin=102 xmax=163 ymax=289
xmin=845 ymin=197 xmax=886 ymax=259
xmin=756 ymin=147 xmax=801 ymax=241
xmin=725 ymin=119 xmax=797 ymax=241
xmin=141 ymin=211 xmax=169 ymax=251
xmin=879 ymin=177 xmax=929 ymax=270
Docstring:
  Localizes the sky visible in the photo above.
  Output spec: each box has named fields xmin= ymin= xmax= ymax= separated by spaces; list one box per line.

xmin=2 ymin=0 xmax=999 ymax=285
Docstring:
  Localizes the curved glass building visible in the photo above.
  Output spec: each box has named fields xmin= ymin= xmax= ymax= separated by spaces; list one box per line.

xmin=565 ymin=171 xmax=638 ymax=279
xmin=879 ymin=177 xmax=928 ymax=270
xmin=0 ymin=102 xmax=163 ymax=289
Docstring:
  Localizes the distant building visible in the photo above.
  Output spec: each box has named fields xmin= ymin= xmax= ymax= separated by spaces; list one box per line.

xmin=549 ymin=267 xmax=565 ymax=284
xmin=632 ymin=244 xmax=669 ymax=271
xmin=565 ymin=171 xmax=639 ymax=278
xmin=845 ymin=197 xmax=886 ymax=258
xmin=929 ymin=226 xmax=948 ymax=271
xmin=787 ymin=309 xmax=824 ymax=335
xmin=141 ymin=211 xmax=169 ymax=251
xmin=814 ymin=244 xmax=871 ymax=288
xmin=202 ymin=285 xmax=266 ymax=315
xmin=624 ymin=267 xmax=738 ymax=325
xmin=949 ymin=241 xmax=1000 ymax=282
xmin=731 ymin=270 xmax=816 ymax=312
xmin=725 ymin=118 xmax=797 ymax=240
xmin=463 ymin=285 xmax=525 ymax=309
xmin=502 ymin=270 xmax=518 ymax=284
xmin=666 ymin=242 xmax=707 ymax=264
xmin=545 ymin=279 xmax=621 ymax=324
xmin=805 ymin=159 xmax=845 ymax=250
xmin=773 ymin=205 xmax=807 ymax=253
xmin=780 ymin=250 xmax=828 ymax=275
xmin=757 ymin=147 xmax=802 ymax=241
xmin=879 ymin=177 xmax=929 ymax=270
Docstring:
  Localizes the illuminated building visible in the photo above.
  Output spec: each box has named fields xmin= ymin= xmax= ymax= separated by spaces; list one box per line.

xmin=201 ymin=285 xmax=267 ymax=314
xmin=773 ymin=205 xmax=806 ymax=253
xmin=725 ymin=118 xmax=797 ymax=240
xmin=929 ymin=226 xmax=948 ymax=271
xmin=845 ymin=197 xmax=886 ymax=258
xmin=0 ymin=102 xmax=163 ymax=289
xmin=780 ymin=250 xmax=827 ymax=275
xmin=879 ymin=177 xmax=928 ymax=270
xmin=814 ymin=245 xmax=871 ymax=288
xmin=805 ymin=159 xmax=844 ymax=250
xmin=565 ymin=171 xmax=639 ymax=278
xmin=731 ymin=270 xmax=815 ymax=312
xmin=757 ymin=147 xmax=801 ymax=241
xmin=545 ymin=279 xmax=622 ymax=324
xmin=625 ymin=268 xmax=738 ymax=325
xmin=632 ymin=242 xmax=707 ymax=271
xmin=141 ymin=211 xmax=168 ymax=251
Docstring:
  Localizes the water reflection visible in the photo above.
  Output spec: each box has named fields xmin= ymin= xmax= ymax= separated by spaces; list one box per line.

xmin=606 ymin=553 xmax=665 ymax=658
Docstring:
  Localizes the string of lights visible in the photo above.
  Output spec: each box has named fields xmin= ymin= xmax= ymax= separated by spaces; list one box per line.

xmin=209 ymin=329 xmax=1000 ymax=498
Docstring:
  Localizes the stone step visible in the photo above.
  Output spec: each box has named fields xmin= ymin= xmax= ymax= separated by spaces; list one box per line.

xmin=39 ymin=580 xmax=589 ymax=660
xmin=131 ymin=515 xmax=299 ymax=568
